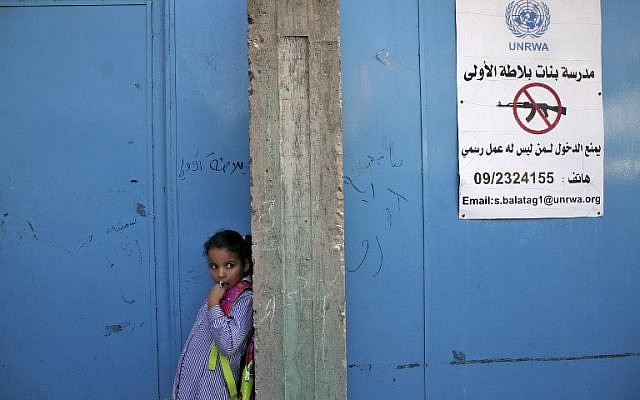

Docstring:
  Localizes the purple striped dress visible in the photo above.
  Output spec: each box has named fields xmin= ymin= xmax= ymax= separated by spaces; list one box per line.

xmin=172 ymin=290 xmax=253 ymax=400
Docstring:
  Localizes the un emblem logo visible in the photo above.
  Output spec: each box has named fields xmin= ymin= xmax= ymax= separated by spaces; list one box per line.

xmin=505 ymin=0 xmax=550 ymax=38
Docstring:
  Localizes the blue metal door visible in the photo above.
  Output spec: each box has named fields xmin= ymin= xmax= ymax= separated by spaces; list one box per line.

xmin=342 ymin=1 xmax=640 ymax=399
xmin=341 ymin=2 xmax=425 ymax=397
xmin=0 ymin=3 xmax=160 ymax=398
xmin=0 ymin=1 xmax=250 ymax=398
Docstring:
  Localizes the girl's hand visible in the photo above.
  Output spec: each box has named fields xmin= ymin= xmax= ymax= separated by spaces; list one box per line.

xmin=207 ymin=282 xmax=227 ymax=308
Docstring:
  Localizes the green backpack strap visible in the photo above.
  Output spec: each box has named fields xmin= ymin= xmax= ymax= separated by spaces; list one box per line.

xmin=208 ymin=344 xmax=238 ymax=400
xmin=240 ymin=358 xmax=254 ymax=400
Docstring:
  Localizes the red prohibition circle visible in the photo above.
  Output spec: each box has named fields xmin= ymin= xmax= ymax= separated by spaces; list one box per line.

xmin=512 ymin=82 xmax=563 ymax=135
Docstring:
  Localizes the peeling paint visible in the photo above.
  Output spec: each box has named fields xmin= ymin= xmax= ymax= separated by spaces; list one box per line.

xmin=104 ymin=323 xmax=126 ymax=336
xmin=0 ymin=213 xmax=8 ymax=233
xmin=450 ymin=350 xmax=640 ymax=365
xmin=396 ymin=362 xmax=421 ymax=369
xmin=136 ymin=203 xmax=147 ymax=217
xmin=104 ymin=321 xmax=144 ymax=336
xmin=348 ymin=363 xmax=372 ymax=371
xmin=452 ymin=350 xmax=466 ymax=364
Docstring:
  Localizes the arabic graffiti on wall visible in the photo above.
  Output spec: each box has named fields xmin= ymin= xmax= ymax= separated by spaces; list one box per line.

xmin=178 ymin=150 xmax=246 ymax=181
xmin=343 ymin=141 xmax=411 ymax=279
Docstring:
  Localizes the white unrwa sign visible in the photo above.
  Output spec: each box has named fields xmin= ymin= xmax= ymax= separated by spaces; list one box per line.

xmin=456 ymin=0 xmax=604 ymax=219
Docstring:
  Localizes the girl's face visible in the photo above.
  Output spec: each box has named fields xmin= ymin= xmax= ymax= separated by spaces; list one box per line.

xmin=207 ymin=247 xmax=249 ymax=288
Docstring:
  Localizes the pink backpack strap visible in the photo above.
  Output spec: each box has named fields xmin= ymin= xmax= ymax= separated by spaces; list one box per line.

xmin=219 ymin=280 xmax=252 ymax=316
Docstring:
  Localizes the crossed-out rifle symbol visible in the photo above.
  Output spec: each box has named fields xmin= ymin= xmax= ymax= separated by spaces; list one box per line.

xmin=497 ymin=101 xmax=567 ymax=122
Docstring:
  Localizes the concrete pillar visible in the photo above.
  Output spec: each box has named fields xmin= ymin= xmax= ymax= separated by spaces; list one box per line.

xmin=248 ymin=0 xmax=346 ymax=398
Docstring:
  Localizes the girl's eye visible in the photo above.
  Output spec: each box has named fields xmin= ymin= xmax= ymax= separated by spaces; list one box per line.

xmin=209 ymin=264 xmax=217 ymax=270
xmin=225 ymin=263 xmax=235 ymax=269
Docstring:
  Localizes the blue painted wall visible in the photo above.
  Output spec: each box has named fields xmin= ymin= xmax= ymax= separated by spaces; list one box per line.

xmin=0 ymin=1 xmax=250 ymax=399
xmin=1 ymin=0 xmax=637 ymax=399
xmin=342 ymin=0 xmax=640 ymax=399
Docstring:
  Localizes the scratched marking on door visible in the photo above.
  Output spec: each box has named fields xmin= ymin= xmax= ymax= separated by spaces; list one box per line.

xmin=344 ymin=141 xmax=409 ymax=278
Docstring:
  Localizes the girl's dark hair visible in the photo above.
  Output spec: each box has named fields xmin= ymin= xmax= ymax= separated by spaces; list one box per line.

xmin=203 ymin=230 xmax=253 ymax=274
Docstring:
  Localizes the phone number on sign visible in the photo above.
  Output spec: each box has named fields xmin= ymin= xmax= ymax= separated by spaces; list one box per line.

xmin=473 ymin=171 xmax=554 ymax=185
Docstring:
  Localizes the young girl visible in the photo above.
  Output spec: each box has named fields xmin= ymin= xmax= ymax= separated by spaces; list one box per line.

xmin=173 ymin=230 xmax=254 ymax=400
